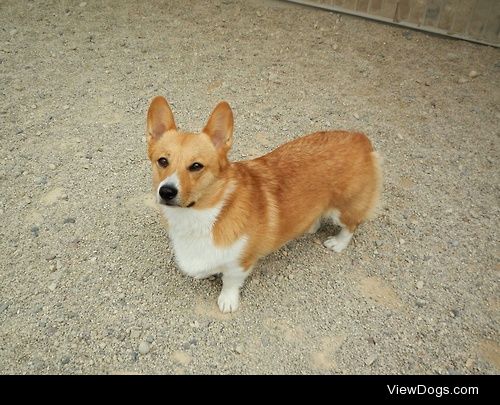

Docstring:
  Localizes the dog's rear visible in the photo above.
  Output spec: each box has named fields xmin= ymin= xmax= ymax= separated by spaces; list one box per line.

xmin=230 ymin=130 xmax=381 ymax=259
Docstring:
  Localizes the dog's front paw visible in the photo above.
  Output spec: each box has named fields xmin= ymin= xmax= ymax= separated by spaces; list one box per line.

xmin=217 ymin=289 xmax=240 ymax=313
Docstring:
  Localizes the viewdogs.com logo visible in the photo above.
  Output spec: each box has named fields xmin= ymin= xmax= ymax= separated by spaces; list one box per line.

xmin=387 ymin=384 xmax=479 ymax=398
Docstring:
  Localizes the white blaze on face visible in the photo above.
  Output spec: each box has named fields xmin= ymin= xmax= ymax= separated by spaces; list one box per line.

xmin=157 ymin=171 xmax=181 ymax=203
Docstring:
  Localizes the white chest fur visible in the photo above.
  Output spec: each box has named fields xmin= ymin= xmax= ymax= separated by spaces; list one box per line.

xmin=161 ymin=203 xmax=247 ymax=279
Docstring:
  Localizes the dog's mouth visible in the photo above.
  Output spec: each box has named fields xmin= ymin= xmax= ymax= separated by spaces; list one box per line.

xmin=157 ymin=197 xmax=195 ymax=208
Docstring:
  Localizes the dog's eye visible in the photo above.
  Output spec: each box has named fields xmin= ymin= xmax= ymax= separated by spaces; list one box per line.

xmin=157 ymin=157 xmax=169 ymax=168
xmin=188 ymin=162 xmax=204 ymax=172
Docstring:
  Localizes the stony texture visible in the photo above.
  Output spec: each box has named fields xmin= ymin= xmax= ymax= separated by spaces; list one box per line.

xmin=0 ymin=0 xmax=498 ymax=375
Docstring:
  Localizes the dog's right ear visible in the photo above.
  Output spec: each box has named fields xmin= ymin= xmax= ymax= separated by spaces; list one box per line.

xmin=147 ymin=96 xmax=176 ymax=141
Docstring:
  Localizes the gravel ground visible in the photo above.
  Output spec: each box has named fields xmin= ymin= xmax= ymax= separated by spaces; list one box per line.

xmin=0 ymin=0 xmax=499 ymax=375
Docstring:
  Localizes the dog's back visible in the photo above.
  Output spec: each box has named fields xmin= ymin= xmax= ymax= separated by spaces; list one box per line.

xmin=212 ymin=130 xmax=382 ymax=267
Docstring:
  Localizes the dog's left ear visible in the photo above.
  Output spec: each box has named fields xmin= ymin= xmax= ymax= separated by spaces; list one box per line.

xmin=203 ymin=101 xmax=233 ymax=153
xmin=147 ymin=96 xmax=176 ymax=141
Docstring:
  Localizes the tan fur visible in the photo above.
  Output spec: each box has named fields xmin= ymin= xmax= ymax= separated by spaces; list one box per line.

xmin=147 ymin=97 xmax=382 ymax=272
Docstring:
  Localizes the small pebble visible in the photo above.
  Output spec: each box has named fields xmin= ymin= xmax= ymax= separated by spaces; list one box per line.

xmin=61 ymin=356 xmax=71 ymax=365
xmin=353 ymin=112 xmax=360 ymax=119
xmin=416 ymin=280 xmax=424 ymax=289
xmin=365 ymin=354 xmax=377 ymax=366
xmin=79 ymin=1 xmax=87 ymax=7
xmin=130 ymin=329 xmax=141 ymax=339
xmin=402 ymin=30 xmax=412 ymax=40
xmin=146 ymin=335 xmax=154 ymax=344
xmin=34 ymin=176 xmax=47 ymax=185
xmin=63 ymin=217 xmax=76 ymax=224
xmin=458 ymin=77 xmax=468 ymax=84
xmin=469 ymin=70 xmax=479 ymax=78
xmin=48 ymin=164 xmax=57 ymax=170
xmin=235 ymin=344 xmax=244 ymax=354
xmin=130 ymin=351 xmax=139 ymax=362
xmin=138 ymin=341 xmax=150 ymax=355
xmin=48 ymin=282 xmax=58 ymax=291
xmin=31 ymin=225 xmax=39 ymax=237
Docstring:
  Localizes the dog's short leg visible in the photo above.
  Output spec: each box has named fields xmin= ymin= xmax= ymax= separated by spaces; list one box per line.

xmin=218 ymin=265 xmax=250 ymax=313
xmin=323 ymin=227 xmax=353 ymax=252
xmin=323 ymin=210 xmax=356 ymax=253
xmin=307 ymin=219 xmax=321 ymax=234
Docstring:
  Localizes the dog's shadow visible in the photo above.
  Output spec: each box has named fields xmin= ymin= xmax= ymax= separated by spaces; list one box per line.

xmin=252 ymin=221 xmax=342 ymax=276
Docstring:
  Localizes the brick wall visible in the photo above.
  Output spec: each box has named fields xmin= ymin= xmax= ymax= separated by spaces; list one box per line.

xmin=286 ymin=0 xmax=499 ymax=47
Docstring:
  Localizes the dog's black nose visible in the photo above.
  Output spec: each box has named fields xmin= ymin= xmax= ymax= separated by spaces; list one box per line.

xmin=159 ymin=184 xmax=178 ymax=201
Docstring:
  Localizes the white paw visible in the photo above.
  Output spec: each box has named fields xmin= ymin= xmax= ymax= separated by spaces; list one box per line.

xmin=323 ymin=236 xmax=349 ymax=253
xmin=217 ymin=289 xmax=240 ymax=313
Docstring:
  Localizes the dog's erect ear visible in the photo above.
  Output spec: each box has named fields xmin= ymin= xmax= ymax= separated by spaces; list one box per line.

xmin=202 ymin=101 xmax=233 ymax=152
xmin=147 ymin=96 xmax=176 ymax=141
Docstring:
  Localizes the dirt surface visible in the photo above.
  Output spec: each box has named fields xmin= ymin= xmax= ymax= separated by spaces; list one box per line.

xmin=0 ymin=0 xmax=499 ymax=375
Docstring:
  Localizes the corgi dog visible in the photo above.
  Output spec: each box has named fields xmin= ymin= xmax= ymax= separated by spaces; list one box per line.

xmin=146 ymin=96 xmax=381 ymax=313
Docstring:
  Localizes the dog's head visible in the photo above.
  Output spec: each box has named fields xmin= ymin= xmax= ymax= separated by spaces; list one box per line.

xmin=146 ymin=96 xmax=233 ymax=209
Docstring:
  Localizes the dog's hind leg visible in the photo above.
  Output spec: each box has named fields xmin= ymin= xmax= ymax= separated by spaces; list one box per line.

xmin=307 ymin=218 xmax=321 ymax=234
xmin=323 ymin=209 xmax=355 ymax=253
